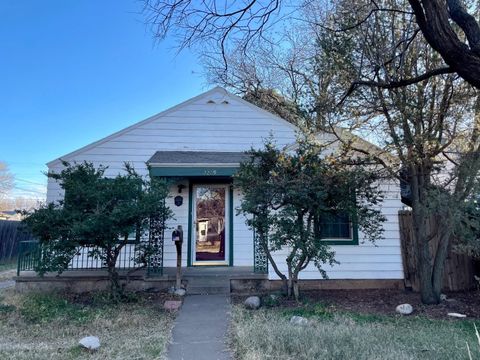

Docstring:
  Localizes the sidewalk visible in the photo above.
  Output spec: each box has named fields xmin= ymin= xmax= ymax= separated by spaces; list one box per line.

xmin=167 ymin=294 xmax=233 ymax=360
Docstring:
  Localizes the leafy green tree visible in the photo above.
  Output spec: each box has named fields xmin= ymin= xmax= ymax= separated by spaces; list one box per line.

xmin=235 ymin=137 xmax=386 ymax=300
xmin=22 ymin=162 xmax=172 ymax=298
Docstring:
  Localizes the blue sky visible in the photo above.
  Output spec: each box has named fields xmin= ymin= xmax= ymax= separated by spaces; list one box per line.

xmin=0 ymin=0 xmax=205 ymax=200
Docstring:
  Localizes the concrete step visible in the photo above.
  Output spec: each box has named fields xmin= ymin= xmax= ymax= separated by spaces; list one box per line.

xmin=184 ymin=277 xmax=230 ymax=286
xmin=187 ymin=285 xmax=230 ymax=295
xmin=185 ymin=278 xmax=230 ymax=285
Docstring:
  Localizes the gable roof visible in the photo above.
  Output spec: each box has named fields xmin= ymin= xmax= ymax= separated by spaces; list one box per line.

xmin=47 ymin=87 xmax=299 ymax=167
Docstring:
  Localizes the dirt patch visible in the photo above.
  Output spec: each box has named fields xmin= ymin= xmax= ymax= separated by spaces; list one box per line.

xmin=62 ymin=289 xmax=181 ymax=308
xmin=233 ymin=289 xmax=480 ymax=319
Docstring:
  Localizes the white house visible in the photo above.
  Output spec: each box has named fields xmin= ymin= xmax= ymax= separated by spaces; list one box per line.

xmin=44 ymin=87 xmax=404 ymax=287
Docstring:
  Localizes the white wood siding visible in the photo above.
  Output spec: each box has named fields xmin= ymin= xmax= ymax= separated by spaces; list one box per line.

xmin=45 ymin=87 xmax=404 ymax=280
xmin=268 ymin=182 xmax=405 ymax=280
xmin=233 ymin=188 xmax=253 ymax=266
xmin=164 ymin=181 xmax=189 ymax=267
xmin=46 ymin=88 xmax=297 ymax=203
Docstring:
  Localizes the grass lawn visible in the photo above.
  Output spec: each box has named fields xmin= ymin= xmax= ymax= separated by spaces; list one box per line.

xmin=0 ymin=258 xmax=17 ymax=281
xmin=230 ymin=302 xmax=480 ymax=360
xmin=0 ymin=289 xmax=175 ymax=360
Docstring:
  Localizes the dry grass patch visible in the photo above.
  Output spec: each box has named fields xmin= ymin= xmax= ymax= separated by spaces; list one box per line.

xmin=230 ymin=304 xmax=480 ymax=360
xmin=0 ymin=259 xmax=16 ymax=281
xmin=0 ymin=269 xmax=16 ymax=282
xmin=0 ymin=289 xmax=175 ymax=360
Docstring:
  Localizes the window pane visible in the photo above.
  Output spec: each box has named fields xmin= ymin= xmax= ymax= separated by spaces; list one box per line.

xmin=320 ymin=212 xmax=352 ymax=239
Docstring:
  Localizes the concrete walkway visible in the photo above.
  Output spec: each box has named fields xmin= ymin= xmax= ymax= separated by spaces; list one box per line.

xmin=167 ymin=294 xmax=232 ymax=360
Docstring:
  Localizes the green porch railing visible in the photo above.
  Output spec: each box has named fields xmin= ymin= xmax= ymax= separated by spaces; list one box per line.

xmin=17 ymin=240 xmax=148 ymax=275
xmin=17 ymin=240 xmax=41 ymax=276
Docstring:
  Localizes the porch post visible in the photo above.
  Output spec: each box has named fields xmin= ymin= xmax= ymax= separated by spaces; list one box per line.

xmin=147 ymin=209 xmax=166 ymax=277
xmin=253 ymin=229 xmax=268 ymax=274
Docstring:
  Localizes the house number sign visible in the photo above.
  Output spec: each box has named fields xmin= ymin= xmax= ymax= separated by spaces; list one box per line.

xmin=203 ymin=169 xmax=217 ymax=175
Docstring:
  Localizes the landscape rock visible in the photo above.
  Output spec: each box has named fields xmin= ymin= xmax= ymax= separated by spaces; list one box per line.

xmin=164 ymin=300 xmax=182 ymax=311
xmin=290 ymin=315 xmax=309 ymax=326
xmin=79 ymin=336 xmax=100 ymax=351
xmin=395 ymin=303 xmax=413 ymax=315
xmin=244 ymin=296 xmax=261 ymax=310
xmin=440 ymin=293 xmax=447 ymax=301
xmin=448 ymin=312 xmax=467 ymax=318
xmin=174 ymin=288 xmax=186 ymax=296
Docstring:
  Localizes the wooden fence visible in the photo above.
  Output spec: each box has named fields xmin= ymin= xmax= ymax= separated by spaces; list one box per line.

xmin=399 ymin=210 xmax=476 ymax=292
xmin=0 ymin=220 xmax=33 ymax=261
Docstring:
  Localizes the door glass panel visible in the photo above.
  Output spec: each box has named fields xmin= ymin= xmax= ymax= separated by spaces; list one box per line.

xmin=195 ymin=186 xmax=226 ymax=261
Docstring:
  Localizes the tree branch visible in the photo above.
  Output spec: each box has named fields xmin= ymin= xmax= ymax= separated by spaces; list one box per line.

xmin=338 ymin=66 xmax=454 ymax=106
xmin=447 ymin=0 xmax=480 ymax=56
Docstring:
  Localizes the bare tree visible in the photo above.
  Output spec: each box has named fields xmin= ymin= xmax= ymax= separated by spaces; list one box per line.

xmin=325 ymin=0 xmax=479 ymax=304
xmin=0 ymin=162 xmax=14 ymax=200
xmin=143 ymin=0 xmax=480 ymax=88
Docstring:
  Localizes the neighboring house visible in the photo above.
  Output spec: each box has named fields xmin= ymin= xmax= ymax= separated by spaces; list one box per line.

xmin=0 ymin=210 xmax=22 ymax=221
xmin=42 ymin=87 xmax=404 ymax=287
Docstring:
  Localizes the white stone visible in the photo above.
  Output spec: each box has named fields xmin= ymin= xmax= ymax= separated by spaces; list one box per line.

xmin=79 ymin=336 xmax=100 ymax=351
xmin=290 ymin=315 xmax=309 ymax=326
xmin=440 ymin=293 xmax=447 ymax=301
xmin=174 ymin=288 xmax=186 ymax=296
xmin=244 ymin=296 xmax=261 ymax=310
xmin=395 ymin=304 xmax=413 ymax=315
xmin=448 ymin=312 xmax=467 ymax=318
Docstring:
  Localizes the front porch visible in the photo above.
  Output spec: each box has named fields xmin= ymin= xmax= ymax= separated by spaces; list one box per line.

xmin=15 ymin=266 xmax=268 ymax=294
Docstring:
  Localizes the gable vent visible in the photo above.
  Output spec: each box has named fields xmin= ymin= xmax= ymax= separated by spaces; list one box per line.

xmin=207 ymin=99 xmax=216 ymax=104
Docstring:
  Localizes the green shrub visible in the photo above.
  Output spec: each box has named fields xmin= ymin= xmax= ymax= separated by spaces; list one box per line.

xmin=0 ymin=303 xmax=15 ymax=313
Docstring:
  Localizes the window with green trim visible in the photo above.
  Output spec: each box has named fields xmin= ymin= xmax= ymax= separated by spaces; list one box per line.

xmin=319 ymin=212 xmax=352 ymax=239
xmin=315 ymin=211 xmax=358 ymax=244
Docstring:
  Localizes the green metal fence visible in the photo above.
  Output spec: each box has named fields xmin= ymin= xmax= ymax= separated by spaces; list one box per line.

xmin=17 ymin=240 xmax=146 ymax=275
xmin=17 ymin=240 xmax=41 ymax=276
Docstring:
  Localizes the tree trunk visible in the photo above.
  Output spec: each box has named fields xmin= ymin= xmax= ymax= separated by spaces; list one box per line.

xmin=261 ymin=234 xmax=288 ymax=295
xmin=292 ymin=278 xmax=300 ymax=301
xmin=409 ymin=0 xmax=480 ymax=89
xmin=410 ymin=166 xmax=440 ymax=304
xmin=106 ymin=249 xmax=122 ymax=300
xmin=432 ymin=219 xmax=452 ymax=298
xmin=287 ymin=262 xmax=294 ymax=298
xmin=108 ymin=264 xmax=121 ymax=299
